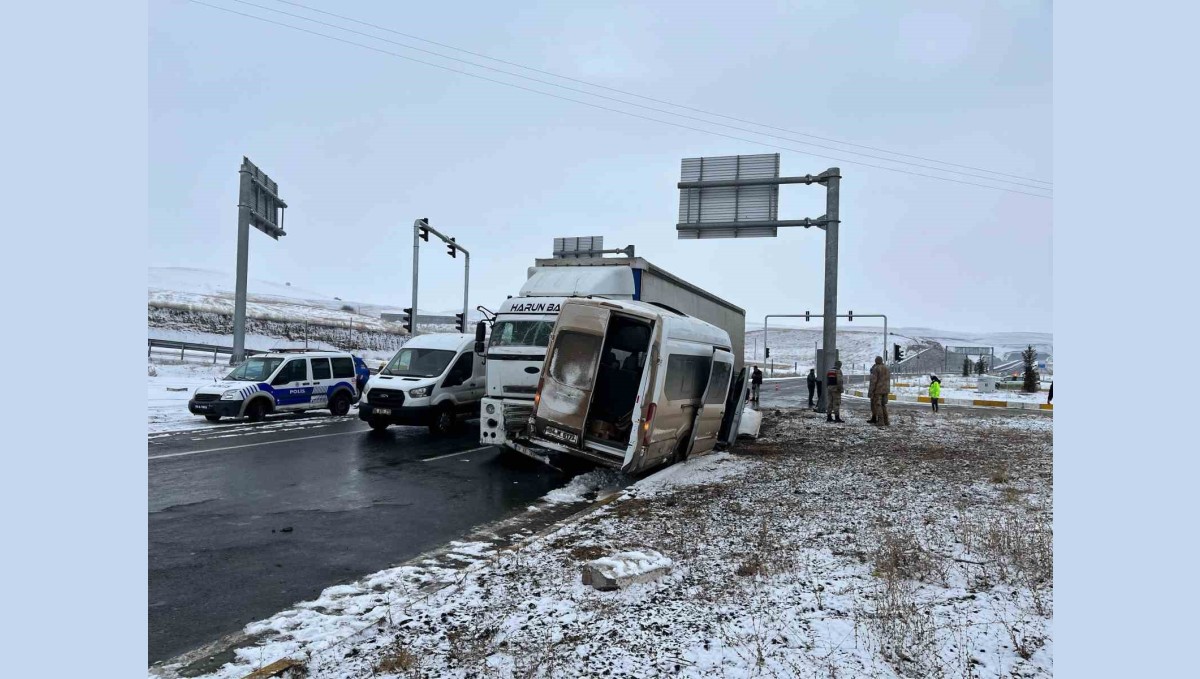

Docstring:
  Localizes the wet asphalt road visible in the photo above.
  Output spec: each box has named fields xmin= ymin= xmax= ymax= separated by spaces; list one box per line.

xmin=148 ymin=412 xmax=572 ymax=665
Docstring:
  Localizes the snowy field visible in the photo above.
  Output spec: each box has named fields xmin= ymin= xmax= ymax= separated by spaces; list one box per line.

xmin=147 ymin=362 xmax=235 ymax=434
xmin=160 ymin=407 xmax=1053 ymax=679
xmin=746 ymin=326 xmax=1053 ymax=377
xmin=891 ymin=375 xmax=1050 ymax=404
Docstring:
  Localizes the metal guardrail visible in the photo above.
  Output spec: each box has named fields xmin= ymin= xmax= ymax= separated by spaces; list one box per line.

xmin=148 ymin=338 xmax=265 ymax=363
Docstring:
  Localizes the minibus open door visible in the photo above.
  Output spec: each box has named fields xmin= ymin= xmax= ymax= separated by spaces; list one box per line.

xmin=530 ymin=302 xmax=610 ymax=449
xmin=685 ymin=348 xmax=735 ymax=457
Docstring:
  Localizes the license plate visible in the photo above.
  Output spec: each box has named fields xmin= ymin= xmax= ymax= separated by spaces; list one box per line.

xmin=374 ymin=408 xmax=391 ymax=416
xmin=193 ymin=404 xmax=210 ymax=411
xmin=543 ymin=425 xmax=578 ymax=445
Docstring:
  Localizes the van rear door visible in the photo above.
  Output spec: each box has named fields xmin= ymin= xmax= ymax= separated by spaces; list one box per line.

xmin=686 ymin=348 xmax=735 ymax=456
xmin=532 ymin=302 xmax=610 ymax=448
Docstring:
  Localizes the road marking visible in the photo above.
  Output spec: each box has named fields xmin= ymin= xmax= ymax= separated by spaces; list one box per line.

xmin=148 ymin=430 xmax=362 ymax=460
xmin=421 ymin=446 xmax=494 ymax=462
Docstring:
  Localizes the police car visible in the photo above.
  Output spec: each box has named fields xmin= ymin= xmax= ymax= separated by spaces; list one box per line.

xmin=188 ymin=350 xmax=365 ymax=422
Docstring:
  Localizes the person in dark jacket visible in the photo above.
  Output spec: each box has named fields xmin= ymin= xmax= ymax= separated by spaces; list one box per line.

xmin=750 ymin=366 xmax=764 ymax=402
xmin=1048 ymin=382 xmax=1053 ymax=404
xmin=806 ymin=369 xmax=817 ymax=408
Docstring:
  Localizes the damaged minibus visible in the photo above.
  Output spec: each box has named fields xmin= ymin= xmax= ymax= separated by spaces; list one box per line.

xmin=527 ymin=298 xmax=737 ymax=474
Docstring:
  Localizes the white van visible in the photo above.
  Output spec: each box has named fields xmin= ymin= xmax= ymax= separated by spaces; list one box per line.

xmin=188 ymin=350 xmax=362 ymax=422
xmin=358 ymin=333 xmax=485 ymax=435
xmin=527 ymin=298 xmax=735 ymax=473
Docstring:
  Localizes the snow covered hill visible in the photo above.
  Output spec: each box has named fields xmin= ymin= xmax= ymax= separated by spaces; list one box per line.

xmin=746 ymin=324 xmax=1052 ymax=375
xmin=147 ymin=267 xmax=485 ymax=359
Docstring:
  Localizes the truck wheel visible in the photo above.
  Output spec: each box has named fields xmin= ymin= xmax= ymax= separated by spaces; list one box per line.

xmin=329 ymin=392 xmax=351 ymax=417
xmin=429 ymin=404 xmax=457 ymax=436
xmin=205 ymin=415 xmax=221 ymax=422
xmin=245 ymin=399 xmax=268 ymax=422
xmin=368 ymin=418 xmax=390 ymax=432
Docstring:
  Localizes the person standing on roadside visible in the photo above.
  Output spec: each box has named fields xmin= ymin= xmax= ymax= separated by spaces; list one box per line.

xmin=806 ymin=368 xmax=817 ymax=408
xmin=867 ymin=356 xmax=891 ymax=425
xmin=826 ymin=360 xmax=845 ymax=423
xmin=1048 ymin=381 xmax=1053 ymax=404
xmin=928 ymin=374 xmax=941 ymax=413
xmin=751 ymin=366 xmax=764 ymax=403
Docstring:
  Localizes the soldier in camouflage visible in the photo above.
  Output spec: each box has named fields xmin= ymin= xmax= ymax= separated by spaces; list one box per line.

xmin=825 ymin=360 xmax=845 ymax=423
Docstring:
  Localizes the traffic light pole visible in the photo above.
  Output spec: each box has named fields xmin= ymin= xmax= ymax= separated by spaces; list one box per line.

xmin=462 ymin=249 xmax=470 ymax=335
xmin=411 ymin=218 xmax=470 ymax=336
xmin=411 ymin=219 xmax=422 ymax=336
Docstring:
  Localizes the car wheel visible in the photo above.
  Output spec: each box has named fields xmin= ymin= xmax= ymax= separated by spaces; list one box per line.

xmin=205 ymin=415 xmax=221 ymax=422
xmin=429 ymin=404 xmax=457 ymax=436
xmin=369 ymin=418 xmax=390 ymax=432
xmin=329 ymin=392 xmax=351 ymax=417
xmin=245 ymin=399 xmax=268 ymax=422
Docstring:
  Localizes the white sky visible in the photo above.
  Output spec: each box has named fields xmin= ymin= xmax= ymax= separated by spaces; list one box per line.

xmin=149 ymin=0 xmax=1051 ymax=333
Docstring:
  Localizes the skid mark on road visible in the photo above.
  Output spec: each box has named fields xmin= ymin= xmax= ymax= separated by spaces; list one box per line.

xmin=421 ymin=446 xmax=495 ymax=462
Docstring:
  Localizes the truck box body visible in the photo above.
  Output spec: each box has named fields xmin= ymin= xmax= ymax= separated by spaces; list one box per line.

xmin=524 ymin=257 xmax=744 ymax=373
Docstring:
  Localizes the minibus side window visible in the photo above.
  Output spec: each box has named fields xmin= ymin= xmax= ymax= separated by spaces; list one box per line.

xmin=705 ymin=361 xmax=732 ymax=404
xmin=665 ymin=354 xmax=712 ymax=401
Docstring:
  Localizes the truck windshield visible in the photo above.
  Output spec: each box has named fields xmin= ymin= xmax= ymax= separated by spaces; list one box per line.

xmin=225 ymin=357 xmax=284 ymax=382
xmin=489 ymin=320 xmax=553 ymax=348
xmin=383 ymin=348 xmax=456 ymax=377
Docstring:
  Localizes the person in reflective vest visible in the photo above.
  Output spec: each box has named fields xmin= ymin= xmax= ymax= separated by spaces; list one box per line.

xmin=928 ymin=375 xmax=941 ymax=413
xmin=825 ymin=360 xmax=845 ymax=423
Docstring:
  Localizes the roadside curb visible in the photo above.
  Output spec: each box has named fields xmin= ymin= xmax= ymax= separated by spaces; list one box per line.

xmin=845 ymin=389 xmax=1052 ymax=411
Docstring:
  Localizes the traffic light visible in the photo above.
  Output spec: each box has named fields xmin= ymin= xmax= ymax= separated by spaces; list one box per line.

xmin=446 ymin=236 xmax=456 ymax=258
xmin=455 ymin=313 xmax=465 ymax=333
xmin=765 ymin=347 xmax=771 ymax=359
xmin=893 ymin=343 xmax=903 ymax=362
xmin=848 ymin=310 xmax=853 ymax=322
xmin=805 ymin=311 xmax=810 ymax=322
xmin=403 ymin=307 xmax=414 ymax=334
xmin=418 ymin=219 xmax=430 ymax=242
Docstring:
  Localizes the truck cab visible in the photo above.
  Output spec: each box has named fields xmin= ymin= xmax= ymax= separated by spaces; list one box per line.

xmin=479 ymin=297 xmax=562 ymax=454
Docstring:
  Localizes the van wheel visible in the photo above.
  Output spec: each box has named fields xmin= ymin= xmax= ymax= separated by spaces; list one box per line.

xmin=245 ymin=399 xmax=268 ymax=422
xmin=369 ymin=418 xmax=390 ymax=431
xmin=329 ymin=392 xmax=351 ymax=417
xmin=429 ymin=404 xmax=457 ymax=436
xmin=205 ymin=415 xmax=221 ymax=422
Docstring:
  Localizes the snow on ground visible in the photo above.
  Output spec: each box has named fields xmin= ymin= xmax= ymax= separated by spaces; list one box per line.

xmin=163 ymin=405 xmax=1051 ymax=679
xmin=747 ymin=325 xmax=1053 ymax=377
xmin=541 ymin=469 xmax=626 ymax=505
xmin=891 ymin=375 xmax=1050 ymax=404
xmin=147 ymin=362 xmax=232 ymax=434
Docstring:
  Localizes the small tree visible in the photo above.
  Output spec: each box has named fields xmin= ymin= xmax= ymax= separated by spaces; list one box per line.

xmin=1022 ymin=345 xmax=1039 ymax=393
xmin=975 ymin=355 xmax=987 ymax=375
xmin=962 ymin=356 xmax=971 ymax=377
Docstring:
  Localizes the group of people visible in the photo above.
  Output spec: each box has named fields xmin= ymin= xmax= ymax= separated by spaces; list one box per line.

xmin=807 ymin=356 xmax=940 ymax=424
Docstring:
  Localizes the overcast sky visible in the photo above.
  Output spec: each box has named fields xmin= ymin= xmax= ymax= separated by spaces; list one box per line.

xmin=149 ymin=0 xmax=1051 ymax=334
